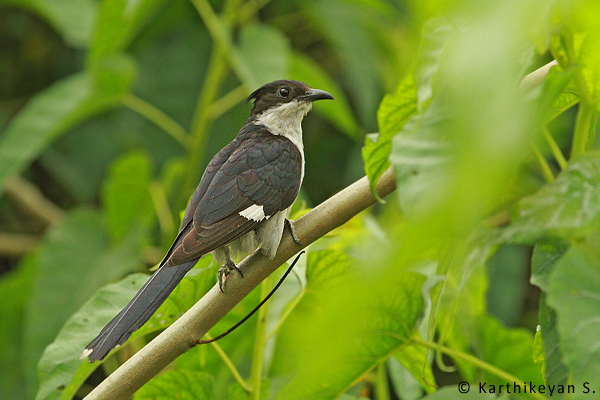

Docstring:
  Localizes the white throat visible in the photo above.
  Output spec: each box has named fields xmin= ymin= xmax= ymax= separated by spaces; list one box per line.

xmin=255 ymin=100 xmax=312 ymax=154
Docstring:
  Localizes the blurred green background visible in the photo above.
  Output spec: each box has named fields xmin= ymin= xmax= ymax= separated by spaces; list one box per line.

xmin=2 ymin=0 xmax=600 ymax=399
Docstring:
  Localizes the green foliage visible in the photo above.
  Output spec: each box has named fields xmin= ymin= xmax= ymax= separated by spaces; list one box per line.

xmin=547 ymin=236 xmax=600 ymax=399
xmin=3 ymin=0 xmax=600 ymax=399
xmin=237 ymin=24 xmax=290 ymax=89
xmin=134 ymin=370 xmax=214 ymax=400
xmin=102 ymin=151 xmax=154 ymax=242
xmin=509 ymin=153 xmax=600 ymax=243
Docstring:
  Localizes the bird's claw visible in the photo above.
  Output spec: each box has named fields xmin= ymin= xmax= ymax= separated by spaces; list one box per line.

xmin=218 ymin=261 xmax=244 ymax=293
xmin=285 ymin=218 xmax=303 ymax=246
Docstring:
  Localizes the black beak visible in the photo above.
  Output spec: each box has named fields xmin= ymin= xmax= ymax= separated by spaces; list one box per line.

xmin=304 ymin=88 xmax=335 ymax=101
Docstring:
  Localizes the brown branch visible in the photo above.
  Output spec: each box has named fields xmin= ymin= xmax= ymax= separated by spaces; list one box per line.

xmin=0 ymin=232 xmax=40 ymax=257
xmin=3 ymin=175 xmax=65 ymax=226
xmin=84 ymin=168 xmax=397 ymax=400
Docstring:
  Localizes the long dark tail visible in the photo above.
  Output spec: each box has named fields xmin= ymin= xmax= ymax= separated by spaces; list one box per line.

xmin=83 ymin=259 xmax=197 ymax=362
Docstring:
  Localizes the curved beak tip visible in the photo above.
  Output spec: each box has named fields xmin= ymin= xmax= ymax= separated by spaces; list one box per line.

xmin=307 ymin=88 xmax=335 ymax=101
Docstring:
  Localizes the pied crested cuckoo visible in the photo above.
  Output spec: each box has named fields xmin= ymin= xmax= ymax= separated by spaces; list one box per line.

xmin=82 ymin=80 xmax=334 ymax=362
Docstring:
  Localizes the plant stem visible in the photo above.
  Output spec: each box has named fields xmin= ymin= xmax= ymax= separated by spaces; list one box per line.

xmin=238 ymin=0 xmax=275 ymax=24
xmin=412 ymin=337 xmax=547 ymax=400
xmin=265 ymin=289 xmax=304 ymax=341
xmin=541 ymin=127 xmax=567 ymax=170
xmin=560 ymin=32 xmax=598 ymax=160
xmin=209 ymin=85 xmax=250 ymax=119
xmin=203 ymin=333 xmax=252 ymax=392
xmin=180 ymin=45 xmax=228 ymax=205
xmin=571 ymin=102 xmax=596 ymax=159
xmin=122 ymin=93 xmax=188 ymax=147
xmin=189 ymin=0 xmax=251 ymax=90
xmin=530 ymin=142 xmax=555 ymax=183
xmin=149 ymin=181 xmax=175 ymax=239
xmin=375 ymin=362 xmax=391 ymax=400
xmin=249 ymin=275 xmax=274 ymax=400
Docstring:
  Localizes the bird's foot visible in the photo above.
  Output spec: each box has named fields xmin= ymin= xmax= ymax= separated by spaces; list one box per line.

xmin=218 ymin=261 xmax=244 ymax=293
xmin=285 ymin=218 xmax=303 ymax=246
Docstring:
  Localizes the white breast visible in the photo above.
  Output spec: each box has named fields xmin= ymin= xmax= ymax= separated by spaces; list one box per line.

xmin=255 ymin=100 xmax=311 ymax=181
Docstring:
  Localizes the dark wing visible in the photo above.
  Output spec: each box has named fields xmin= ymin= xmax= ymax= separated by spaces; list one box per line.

xmin=157 ymin=137 xmax=242 ymax=266
xmin=168 ymin=130 xmax=302 ymax=265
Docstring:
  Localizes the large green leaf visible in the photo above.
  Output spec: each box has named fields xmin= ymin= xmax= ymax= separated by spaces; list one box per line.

xmin=0 ymin=60 xmax=135 ymax=192
xmin=0 ymin=252 xmax=36 ymax=400
xmin=2 ymin=0 xmax=95 ymax=48
xmin=272 ymin=250 xmax=426 ymax=399
xmin=87 ymin=0 xmax=168 ymax=66
xmin=35 ymin=273 xmax=149 ymax=400
xmin=36 ymin=258 xmax=215 ymax=400
xmin=134 ymin=370 xmax=213 ymax=400
xmin=421 ymin=386 xmax=494 ymax=399
xmin=476 ymin=315 xmax=544 ymax=386
xmin=102 ymin=151 xmax=154 ymax=242
xmin=388 ymin=356 xmax=424 ymax=400
xmin=290 ymin=52 xmax=361 ymax=140
xmin=237 ymin=23 xmax=290 ymax=90
xmin=393 ymin=343 xmax=436 ymax=395
xmin=538 ymin=295 xmax=569 ymax=393
xmin=23 ymin=208 xmax=141 ymax=399
xmin=509 ymin=152 xmax=600 ymax=244
xmin=363 ymin=72 xmax=417 ymax=200
xmin=547 ymin=235 xmax=600 ymax=400
xmin=434 ymin=229 xmax=501 ymax=381
xmin=530 ymin=244 xmax=567 ymax=293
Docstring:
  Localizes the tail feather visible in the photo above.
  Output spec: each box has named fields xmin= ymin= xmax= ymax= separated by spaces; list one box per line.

xmin=84 ymin=259 xmax=198 ymax=362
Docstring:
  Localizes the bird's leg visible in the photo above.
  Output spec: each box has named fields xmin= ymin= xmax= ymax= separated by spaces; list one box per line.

xmin=218 ymin=248 xmax=244 ymax=293
xmin=285 ymin=218 xmax=303 ymax=246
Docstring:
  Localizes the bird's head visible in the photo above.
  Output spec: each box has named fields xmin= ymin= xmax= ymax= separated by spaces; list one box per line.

xmin=247 ymin=80 xmax=334 ymax=120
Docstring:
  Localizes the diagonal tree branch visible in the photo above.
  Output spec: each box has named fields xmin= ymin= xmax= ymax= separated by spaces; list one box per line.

xmin=84 ymin=167 xmax=397 ymax=400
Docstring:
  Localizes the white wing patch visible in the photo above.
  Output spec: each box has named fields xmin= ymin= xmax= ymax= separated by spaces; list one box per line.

xmin=239 ymin=204 xmax=269 ymax=222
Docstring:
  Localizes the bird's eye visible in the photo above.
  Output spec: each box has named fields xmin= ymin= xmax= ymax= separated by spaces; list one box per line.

xmin=278 ymin=87 xmax=290 ymax=98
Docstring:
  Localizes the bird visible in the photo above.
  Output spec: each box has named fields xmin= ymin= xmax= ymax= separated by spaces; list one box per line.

xmin=82 ymin=80 xmax=334 ymax=362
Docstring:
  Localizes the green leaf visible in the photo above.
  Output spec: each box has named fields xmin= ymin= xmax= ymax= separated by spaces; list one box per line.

xmin=2 ymin=0 xmax=95 ymax=48
xmin=35 ymin=273 xmax=149 ymax=400
xmin=544 ymin=68 xmax=580 ymax=123
xmin=24 ymin=208 xmax=141 ymax=398
xmin=421 ymin=386 xmax=494 ymax=399
xmin=393 ymin=343 xmax=436 ymax=394
xmin=87 ymin=0 xmax=167 ymax=66
xmin=273 ymin=250 xmax=426 ymax=399
xmin=388 ymin=356 xmax=423 ymax=400
xmin=290 ymin=52 xmax=361 ymax=140
xmin=0 ymin=252 xmax=36 ymax=400
xmin=547 ymin=235 xmax=600 ymax=399
xmin=35 ymin=257 xmax=215 ymax=400
xmin=134 ymin=370 xmax=213 ymax=400
xmin=476 ymin=315 xmax=544 ymax=386
xmin=390 ymin=126 xmax=452 ymax=216
xmin=530 ymin=244 xmax=567 ymax=293
xmin=509 ymin=152 xmax=600 ymax=244
xmin=533 ymin=327 xmax=545 ymax=374
xmin=363 ymin=72 xmax=417 ymax=201
xmin=0 ymin=64 xmax=134 ymax=191
xmin=539 ymin=294 xmax=569 ymax=391
xmin=434 ymin=229 xmax=501 ymax=381
xmin=237 ymin=24 xmax=290 ymax=89
xmin=102 ymin=151 xmax=154 ymax=242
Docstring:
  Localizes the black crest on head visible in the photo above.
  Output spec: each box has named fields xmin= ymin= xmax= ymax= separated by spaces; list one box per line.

xmin=247 ymin=80 xmax=311 ymax=115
